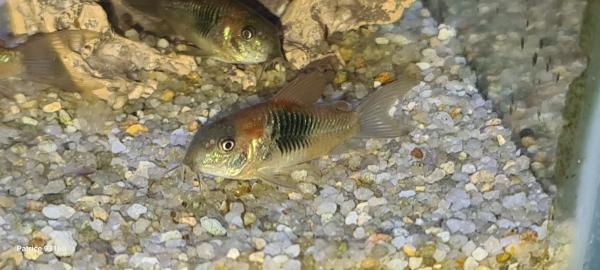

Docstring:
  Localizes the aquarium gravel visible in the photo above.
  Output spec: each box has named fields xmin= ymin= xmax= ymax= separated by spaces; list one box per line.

xmin=0 ymin=1 xmax=558 ymax=270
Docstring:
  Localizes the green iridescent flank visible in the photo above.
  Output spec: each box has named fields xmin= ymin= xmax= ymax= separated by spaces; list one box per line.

xmin=0 ymin=53 xmax=12 ymax=63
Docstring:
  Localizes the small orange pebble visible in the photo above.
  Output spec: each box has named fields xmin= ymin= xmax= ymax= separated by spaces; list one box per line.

xmin=126 ymin=123 xmax=148 ymax=136
xmin=187 ymin=120 xmax=199 ymax=132
xmin=375 ymin=71 xmax=395 ymax=85
xmin=520 ymin=230 xmax=539 ymax=241
xmin=411 ymin=147 xmax=424 ymax=159
xmin=173 ymin=212 xmax=197 ymax=227
xmin=402 ymin=245 xmax=417 ymax=257
xmin=367 ymin=233 xmax=392 ymax=243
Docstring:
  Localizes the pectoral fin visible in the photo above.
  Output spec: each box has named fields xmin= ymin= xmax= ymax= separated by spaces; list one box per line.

xmin=256 ymin=168 xmax=299 ymax=190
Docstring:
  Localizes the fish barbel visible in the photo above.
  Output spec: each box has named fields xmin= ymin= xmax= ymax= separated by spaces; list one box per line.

xmin=120 ymin=0 xmax=282 ymax=64
xmin=184 ymin=72 xmax=417 ymax=188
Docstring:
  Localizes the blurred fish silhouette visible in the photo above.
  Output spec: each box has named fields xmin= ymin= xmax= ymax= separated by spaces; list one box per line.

xmin=0 ymin=30 xmax=106 ymax=97
xmin=109 ymin=0 xmax=283 ymax=64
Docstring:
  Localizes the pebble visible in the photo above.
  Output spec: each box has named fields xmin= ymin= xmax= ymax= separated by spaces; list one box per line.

xmin=416 ymin=62 xmax=431 ymax=70
xmin=354 ymin=188 xmax=374 ymax=201
xmin=464 ymin=256 xmax=479 ymax=270
xmin=127 ymin=203 xmax=147 ymax=220
xmin=284 ymin=244 xmax=301 ymax=258
xmin=22 ymin=116 xmax=39 ymax=126
xmin=252 ymin=237 xmax=267 ymax=250
xmin=42 ymin=204 xmax=76 ymax=219
xmin=345 ymin=211 xmax=358 ymax=225
xmin=14 ymin=93 xmax=26 ymax=103
xmin=160 ymin=89 xmax=175 ymax=102
xmin=129 ymin=253 xmax=159 ymax=269
xmin=133 ymin=219 xmax=150 ymax=234
xmin=109 ymin=135 xmax=127 ymax=153
xmin=386 ymin=258 xmax=408 ymax=269
xmin=38 ymin=141 xmax=58 ymax=153
xmin=156 ymin=38 xmax=169 ymax=49
xmin=316 ymin=201 xmax=337 ymax=215
xmin=48 ymin=230 xmax=77 ymax=257
xmin=124 ymin=29 xmax=140 ymax=40
xmin=226 ymin=248 xmax=240 ymax=259
xmin=44 ymin=180 xmax=66 ymax=194
xmin=472 ymin=247 xmax=489 ymax=261
xmin=200 ymin=217 xmax=227 ymax=236
xmin=42 ymin=102 xmax=62 ymax=113
xmin=126 ymin=124 xmax=149 ymax=136
xmin=502 ymin=192 xmax=527 ymax=209
xmin=403 ymin=245 xmax=417 ymax=257
xmin=497 ymin=134 xmax=506 ymax=145
xmin=433 ymin=248 xmax=447 ymax=262
xmin=197 ymin=242 xmax=215 ymax=260
xmin=469 ymin=170 xmax=494 ymax=184
xmin=249 ymin=251 xmax=265 ymax=263
xmin=437 ymin=25 xmax=456 ymax=40
xmin=461 ymin=164 xmax=477 ymax=174
xmin=408 ymin=257 xmax=423 ymax=269
xmin=353 ymin=227 xmax=366 ymax=239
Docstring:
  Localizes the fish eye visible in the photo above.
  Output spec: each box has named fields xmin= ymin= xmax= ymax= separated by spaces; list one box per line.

xmin=220 ymin=138 xmax=236 ymax=152
xmin=241 ymin=27 xmax=254 ymax=40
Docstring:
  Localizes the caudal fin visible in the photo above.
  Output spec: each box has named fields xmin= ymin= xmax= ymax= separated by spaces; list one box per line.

xmin=17 ymin=30 xmax=105 ymax=93
xmin=356 ymin=76 xmax=418 ymax=138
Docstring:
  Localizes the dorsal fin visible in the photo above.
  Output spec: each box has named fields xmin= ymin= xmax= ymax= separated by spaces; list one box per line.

xmin=272 ymin=71 xmax=330 ymax=106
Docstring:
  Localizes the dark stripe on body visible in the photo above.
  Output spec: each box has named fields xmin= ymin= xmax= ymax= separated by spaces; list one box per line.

xmin=167 ymin=0 xmax=225 ymax=36
xmin=269 ymin=109 xmax=314 ymax=154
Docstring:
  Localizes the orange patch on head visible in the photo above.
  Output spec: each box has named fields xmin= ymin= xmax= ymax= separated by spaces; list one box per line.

xmin=239 ymin=121 xmax=264 ymax=139
xmin=232 ymin=106 xmax=267 ymax=140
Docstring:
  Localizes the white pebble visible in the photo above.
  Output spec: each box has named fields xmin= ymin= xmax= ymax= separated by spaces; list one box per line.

xmin=416 ymin=62 xmax=431 ymax=70
xmin=157 ymin=38 xmax=169 ymax=48
xmin=42 ymin=204 xmax=76 ymax=219
xmin=472 ymin=247 xmax=489 ymax=261
xmin=345 ymin=211 xmax=358 ymax=225
xmin=463 ymin=256 xmax=479 ymax=270
xmin=200 ymin=217 xmax=227 ymax=236
xmin=22 ymin=116 xmax=38 ymax=126
xmin=226 ymin=248 xmax=240 ymax=259
xmin=160 ymin=230 xmax=182 ymax=242
xmin=127 ymin=203 xmax=147 ymax=220
xmin=48 ymin=230 xmax=77 ymax=257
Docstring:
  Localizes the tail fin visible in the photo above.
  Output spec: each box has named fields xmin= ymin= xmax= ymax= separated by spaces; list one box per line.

xmin=0 ymin=50 xmax=24 ymax=79
xmin=356 ymin=77 xmax=417 ymax=138
xmin=17 ymin=30 xmax=105 ymax=93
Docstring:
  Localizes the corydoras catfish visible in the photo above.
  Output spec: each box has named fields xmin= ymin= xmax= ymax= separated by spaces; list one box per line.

xmin=120 ymin=0 xmax=282 ymax=64
xmin=184 ymin=72 xmax=417 ymax=188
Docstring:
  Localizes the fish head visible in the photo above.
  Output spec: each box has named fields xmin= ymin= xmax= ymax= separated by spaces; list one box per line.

xmin=183 ymin=116 xmax=251 ymax=179
xmin=220 ymin=12 xmax=282 ymax=64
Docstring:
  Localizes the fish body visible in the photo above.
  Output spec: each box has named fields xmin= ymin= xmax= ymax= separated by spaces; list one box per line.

xmin=0 ymin=30 xmax=104 ymax=96
xmin=123 ymin=0 xmax=282 ymax=64
xmin=184 ymin=73 xmax=416 ymax=187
